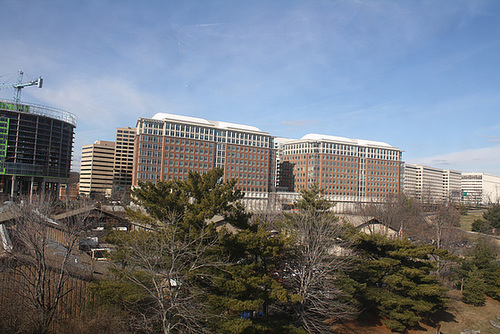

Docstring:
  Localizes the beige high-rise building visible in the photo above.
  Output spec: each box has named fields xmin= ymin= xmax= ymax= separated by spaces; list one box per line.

xmin=404 ymin=164 xmax=461 ymax=203
xmin=113 ymin=127 xmax=136 ymax=194
xmin=79 ymin=140 xmax=115 ymax=197
xmin=444 ymin=169 xmax=462 ymax=202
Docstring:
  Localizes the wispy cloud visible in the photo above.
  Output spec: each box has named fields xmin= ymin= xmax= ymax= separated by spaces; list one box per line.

xmin=486 ymin=136 xmax=500 ymax=143
xmin=409 ymin=145 xmax=500 ymax=175
xmin=281 ymin=119 xmax=319 ymax=128
xmin=1 ymin=0 xmax=500 ymax=174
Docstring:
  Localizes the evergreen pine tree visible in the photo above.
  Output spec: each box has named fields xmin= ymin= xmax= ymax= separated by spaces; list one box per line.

xmin=350 ymin=234 xmax=449 ymax=332
xmin=462 ymin=266 xmax=488 ymax=306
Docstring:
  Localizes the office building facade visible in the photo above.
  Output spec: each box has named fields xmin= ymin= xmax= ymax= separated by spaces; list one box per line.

xmin=113 ymin=127 xmax=136 ymax=194
xmin=444 ymin=169 xmax=462 ymax=202
xmin=132 ymin=113 xmax=274 ymax=193
xmin=79 ymin=140 xmax=115 ymax=196
xmin=278 ymin=134 xmax=404 ymax=199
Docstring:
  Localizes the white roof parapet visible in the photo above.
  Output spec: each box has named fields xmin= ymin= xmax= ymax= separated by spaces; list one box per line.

xmin=301 ymin=133 xmax=356 ymax=144
xmin=152 ymin=112 xmax=212 ymax=126
xmin=357 ymin=139 xmax=393 ymax=148
xmin=213 ymin=121 xmax=264 ymax=133
xmin=150 ymin=113 xmax=265 ymax=133
xmin=274 ymin=137 xmax=295 ymax=145
xmin=300 ymin=133 xmax=394 ymax=148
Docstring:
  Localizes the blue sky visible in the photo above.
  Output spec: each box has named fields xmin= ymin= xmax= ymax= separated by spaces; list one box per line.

xmin=1 ymin=0 xmax=500 ymax=174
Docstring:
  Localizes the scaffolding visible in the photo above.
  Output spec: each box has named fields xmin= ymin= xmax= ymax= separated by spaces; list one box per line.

xmin=0 ymin=99 xmax=77 ymax=201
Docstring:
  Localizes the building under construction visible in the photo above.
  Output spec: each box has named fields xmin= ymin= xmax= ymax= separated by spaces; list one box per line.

xmin=0 ymin=100 xmax=76 ymax=200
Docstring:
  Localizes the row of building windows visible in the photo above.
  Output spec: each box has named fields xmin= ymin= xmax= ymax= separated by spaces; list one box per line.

xmin=163 ymin=154 xmax=213 ymax=162
xmin=227 ymin=172 xmax=267 ymax=180
xmin=139 ymin=121 xmax=272 ymax=148
xmin=284 ymin=147 xmax=400 ymax=160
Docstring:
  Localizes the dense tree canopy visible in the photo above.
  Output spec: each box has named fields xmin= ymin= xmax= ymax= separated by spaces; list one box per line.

xmin=482 ymin=204 xmax=500 ymax=229
xmin=130 ymin=168 xmax=249 ymax=230
xmin=90 ymin=171 xmax=464 ymax=333
xmin=95 ymin=169 xmax=299 ymax=333
xmin=210 ymin=223 xmax=293 ymax=333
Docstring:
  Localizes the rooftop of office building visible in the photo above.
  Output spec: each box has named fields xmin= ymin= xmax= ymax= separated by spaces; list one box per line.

xmin=148 ymin=112 xmax=266 ymax=134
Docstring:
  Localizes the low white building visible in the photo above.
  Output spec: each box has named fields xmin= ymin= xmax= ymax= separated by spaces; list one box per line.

xmin=462 ymin=172 xmax=500 ymax=206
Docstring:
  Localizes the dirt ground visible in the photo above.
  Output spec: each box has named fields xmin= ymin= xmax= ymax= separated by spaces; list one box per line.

xmin=333 ymin=290 xmax=500 ymax=334
xmin=438 ymin=290 xmax=500 ymax=334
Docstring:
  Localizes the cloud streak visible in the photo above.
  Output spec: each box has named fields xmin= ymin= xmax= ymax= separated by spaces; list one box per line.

xmin=409 ymin=145 xmax=500 ymax=175
xmin=1 ymin=0 xmax=500 ymax=174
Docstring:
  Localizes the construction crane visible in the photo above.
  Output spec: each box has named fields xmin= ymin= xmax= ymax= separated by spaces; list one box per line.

xmin=0 ymin=70 xmax=43 ymax=103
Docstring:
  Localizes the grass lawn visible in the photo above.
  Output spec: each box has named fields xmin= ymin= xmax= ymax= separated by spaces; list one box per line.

xmin=459 ymin=210 xmax=485 ymax=231
xmin=334 ymin=290 xmax=500 ymax=334
xmin=438 ymin=290 xmax=500 ymax=334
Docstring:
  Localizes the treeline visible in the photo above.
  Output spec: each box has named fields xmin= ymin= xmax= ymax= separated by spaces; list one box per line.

xmin=85 ymin=169 xmax=499 ymax=333
xmin=1 ymin=169 xmax=499 ymax=333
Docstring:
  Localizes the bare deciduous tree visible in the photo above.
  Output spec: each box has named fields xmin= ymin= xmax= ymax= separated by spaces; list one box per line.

xmin=430 ymin=203 xmax=460 ymax=250
xmin=281 ymin=210 xmax=357 ymax=333
xmin=108 ymin=213 xmax=222 ymax=334
xmin=356 ymin=194 xmax=427 ymax=240
xmin=1 ymin=197 xmax=91 ymax=334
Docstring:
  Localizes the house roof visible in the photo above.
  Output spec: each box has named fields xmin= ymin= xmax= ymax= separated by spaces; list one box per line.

xmin=337 ymin=214 xmax=400 ymax=232
xmin=0 ymin=222 xmax=100 ymax=280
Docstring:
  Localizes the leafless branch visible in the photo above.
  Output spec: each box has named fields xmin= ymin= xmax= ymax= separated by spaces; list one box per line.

xmin=111 ymin=213 xmax=222 ymax=334
xmin=281 ymin=211 xmax=358 ymax=333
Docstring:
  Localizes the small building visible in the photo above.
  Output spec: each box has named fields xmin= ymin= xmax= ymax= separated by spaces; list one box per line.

xmin=59 ymin=171 xmax=80 ymax=202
